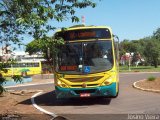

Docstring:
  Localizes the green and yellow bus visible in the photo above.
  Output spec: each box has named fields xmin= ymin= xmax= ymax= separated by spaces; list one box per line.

xmin=54 ymin=25 xmax=119 ymax=99
xmin=1 ymin=61 xmax=42 ymax=77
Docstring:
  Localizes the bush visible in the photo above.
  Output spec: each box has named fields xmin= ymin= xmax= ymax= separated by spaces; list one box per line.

xmin=147 ymin=76 xmax=156 ymax=81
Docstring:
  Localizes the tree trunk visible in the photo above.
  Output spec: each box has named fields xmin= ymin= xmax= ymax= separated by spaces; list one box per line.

xmin=153 ymin=59 xmax=158 ymax=68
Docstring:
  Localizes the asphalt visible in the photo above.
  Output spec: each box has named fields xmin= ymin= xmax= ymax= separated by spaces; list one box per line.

xmin=5 ymin=72 xmax=160 ymax=120
xmin=32 ymin=72 xmax=160 ymax=120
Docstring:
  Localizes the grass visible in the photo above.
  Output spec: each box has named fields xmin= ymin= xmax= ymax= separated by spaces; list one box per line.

xmin=147 ymin=76 xmax=156 ymax=81
xmin=119 ymin=65 xmax=160 ymax=72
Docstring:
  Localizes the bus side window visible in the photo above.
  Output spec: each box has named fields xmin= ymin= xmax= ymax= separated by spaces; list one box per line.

xmin=34 ymin=63 xmax=39 ymax=67
xmin=20 ymin=63 xmax=26 ymax=67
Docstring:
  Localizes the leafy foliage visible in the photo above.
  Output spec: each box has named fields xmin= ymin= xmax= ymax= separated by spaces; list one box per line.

xmin=0 ymin=0 xmax=97 ymax=45
xmin=144 ymin=38 xmax=160 ymax=68
xmin=0 ymin=85 xmax=6 ymax=95
xmin=0 ymin=0 xmax=97 ymax=94
xmin=153 ymin=28 xmax=160 ymax=39
xmin=0 ymin=63 xmax=23 ymax=94
xmin=120 ymin=28 xmax=160 ymax=68
xmin=0 ymin=73 xmax=6 ymax=94
xmin=12 ymin=75 xmax=23 ymax=83
xmin=26 ymin=36 xmax=64 ymax=63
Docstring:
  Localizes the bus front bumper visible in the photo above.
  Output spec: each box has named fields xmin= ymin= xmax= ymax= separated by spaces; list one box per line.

xmin=55 ymin=82 xmax=117 ymax=99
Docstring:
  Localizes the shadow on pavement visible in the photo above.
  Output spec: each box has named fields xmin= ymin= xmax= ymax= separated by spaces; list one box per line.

xmin=19 ymin=90 xmax=111 ymax=106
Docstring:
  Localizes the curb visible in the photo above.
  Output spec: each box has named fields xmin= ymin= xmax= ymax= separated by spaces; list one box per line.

xmin=121 ymin=72 xmax=160 ymax=74
xmin=4 ymin=82 xmax=53 ymax=89
xmin=133 ymin=80 xmax=160 ymax=93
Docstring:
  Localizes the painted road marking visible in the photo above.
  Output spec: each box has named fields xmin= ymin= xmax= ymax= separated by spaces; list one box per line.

xmin=31 ymin=91 xmax=57 ymax=118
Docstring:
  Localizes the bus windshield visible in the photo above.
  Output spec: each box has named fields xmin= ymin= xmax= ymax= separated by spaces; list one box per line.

xmin=56 ymin=41 xmax=113 ymax=74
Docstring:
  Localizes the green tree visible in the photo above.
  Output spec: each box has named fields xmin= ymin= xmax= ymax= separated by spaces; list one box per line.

xmin=0 ymin=0 xmax=97 ymax=44
xmin=0 ymin=0 xmax=98 ymax=94
xmin=26 ymin=36 xmax=64 ymax=64
xmin=143 ymin=28 xmax=160 ymax=67
xmin=144 ymin=38 xmax=160 ymax=68
xmin=153 ymin=28 xmax=160 ymax=39
xmin=119 ymin=28 xmax=160 ymax=67
xmin=120 ymin=39 xmax=145 ymax=54
xmin=119 ymin=39 xmax=130 ymax=57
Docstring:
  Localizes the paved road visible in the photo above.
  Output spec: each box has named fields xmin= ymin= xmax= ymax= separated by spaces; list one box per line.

xmin=35 ymin=73 xmax=160 ymax=120
xmin=8 ymin=73 xmax=160 ymax=120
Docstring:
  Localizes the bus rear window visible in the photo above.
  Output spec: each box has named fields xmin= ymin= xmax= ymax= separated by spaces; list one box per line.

xmin=55 ymin=28 xmax=111 ymax=41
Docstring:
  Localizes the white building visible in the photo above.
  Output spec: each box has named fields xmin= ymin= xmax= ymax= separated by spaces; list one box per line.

xmin=0 ymin=48 xmax=45 ymax=62
xmin=20 ymin=52 xmax=45 ymax=62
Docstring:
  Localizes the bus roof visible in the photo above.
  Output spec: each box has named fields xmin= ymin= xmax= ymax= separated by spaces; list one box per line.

xmin=56 ymin=25 xmax=112 ymax=33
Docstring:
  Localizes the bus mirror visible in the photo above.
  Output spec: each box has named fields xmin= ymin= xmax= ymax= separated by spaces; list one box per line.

xmin=113 ymin=34 xmax=119 ymax=49
xmin=61 ymin=27 xmax=67 ymax=32
xmin=113 ymin=34 xmax=119 ymax=43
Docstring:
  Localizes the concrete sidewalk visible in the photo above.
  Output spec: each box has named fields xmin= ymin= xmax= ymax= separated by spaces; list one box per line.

xmin=4 ymin=74 xmax=54 ymax=88
xmin=31 ymin=74 xmax=54 ymax=84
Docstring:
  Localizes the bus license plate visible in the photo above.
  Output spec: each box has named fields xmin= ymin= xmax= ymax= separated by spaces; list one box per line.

xmin=80 ymin=93 xmax=90 ymax=97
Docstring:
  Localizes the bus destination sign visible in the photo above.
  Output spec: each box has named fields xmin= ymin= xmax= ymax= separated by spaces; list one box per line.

xmin=69 ymin=31 xmax=96 ymax=40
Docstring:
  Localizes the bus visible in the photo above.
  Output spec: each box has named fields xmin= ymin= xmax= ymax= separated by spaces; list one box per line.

xmin=1 ymin=61 xmax=42 ymax=77
xmin=54 ymin=25 xmax=119 ymax=99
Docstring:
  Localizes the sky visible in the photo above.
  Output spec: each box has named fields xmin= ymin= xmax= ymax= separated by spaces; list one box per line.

xmin=50 ymin=0 xmax=160 ymax=41
xmin=14 ymin=0 xmax=160 ymax=51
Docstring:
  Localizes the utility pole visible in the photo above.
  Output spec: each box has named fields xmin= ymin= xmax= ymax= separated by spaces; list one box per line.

xmin=82 ymin=16 xmax=85 ymax=25
xmin=128 ymin=54 xmax=131 ymax=71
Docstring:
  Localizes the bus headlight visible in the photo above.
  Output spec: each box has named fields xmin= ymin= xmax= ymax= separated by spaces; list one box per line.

xmin=57 ymin=80 xmax=68 ymax=88
xmin=102 ymin=76 xmax=114 ymax=86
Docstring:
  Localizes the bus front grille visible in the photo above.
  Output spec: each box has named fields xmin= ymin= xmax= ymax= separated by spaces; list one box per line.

xmin=66 ymin=76 xmax=103 ymax=83
xmin=71 ymin=84 xmax=98 ymax=88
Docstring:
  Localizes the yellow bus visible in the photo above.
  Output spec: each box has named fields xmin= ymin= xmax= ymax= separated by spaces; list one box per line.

xmin=54 ymin=25 xmax=119 ymax=99
xmin=1 ymin=61 xmax=42 ymax=77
